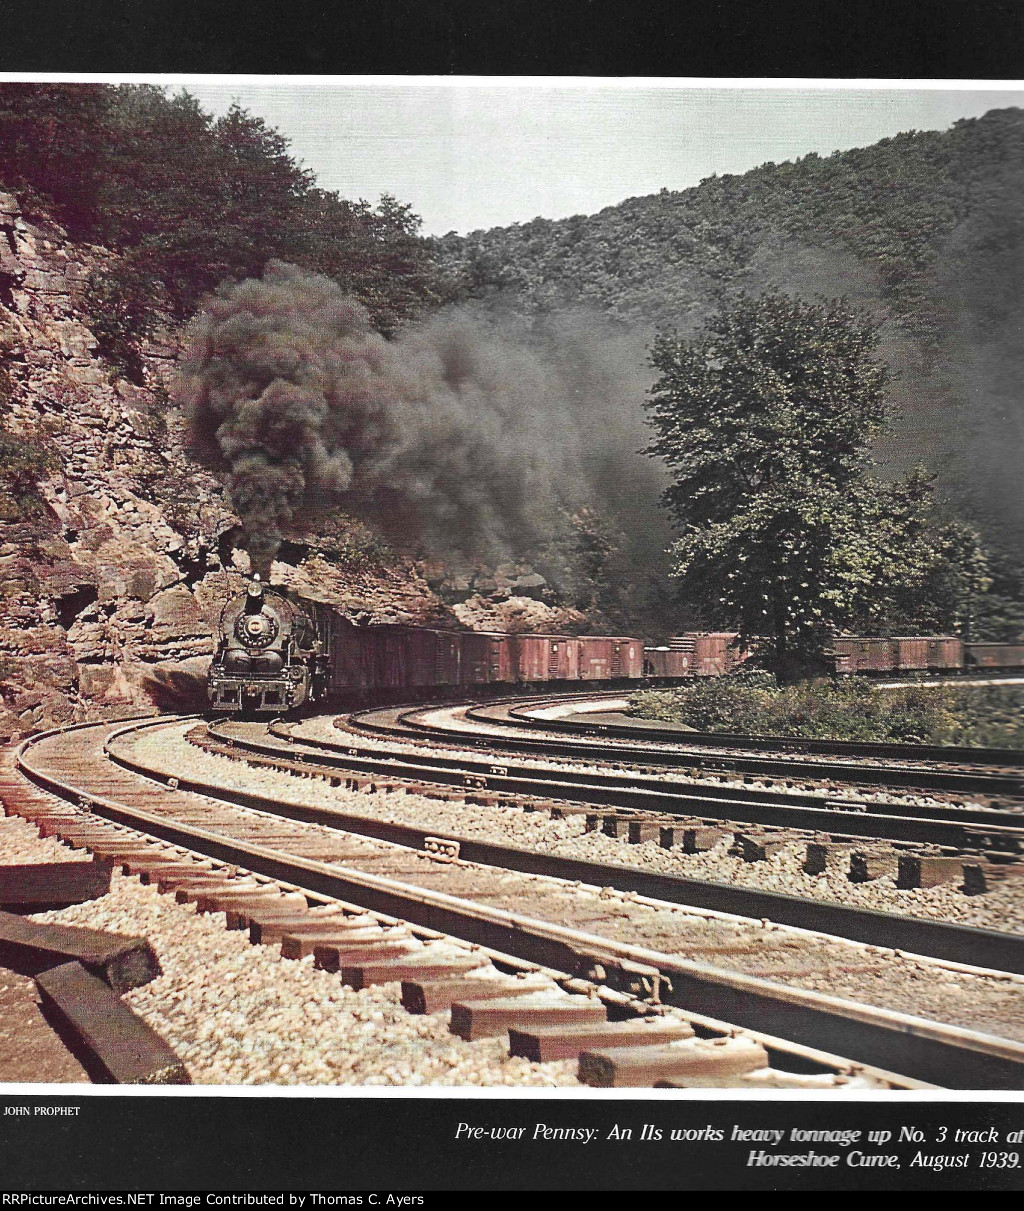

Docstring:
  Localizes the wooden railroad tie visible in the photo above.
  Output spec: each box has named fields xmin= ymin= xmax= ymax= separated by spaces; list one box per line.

xmin=578 ymin=1036 xmax=769 ymax=1088
xmin=961 ymin=861 xmax=1024 ymax=895
xmin=36 ymin=962 xmax=189 ymax=1086
xmin=738 ymin=834 xmax=789 ymax=863
xmin=450 ymin=994 xmax=608 ymax=1041
xmin=0 ymin=859 xmax=112 ymax=910
xmin=338 ymin=952 xmax=483 ymax=992
xmin=896 ymin=854 xmax=968 ymax=890
xmin=803 ymin=841 xmax=856 ymax=876
xmin=401 ymin=974 xmax=549 ymax=1015
xmin=509 ymin=1017 xmax=694 ymax=1062
xmin=0 ymin=909 xmax=160 ymax=994
xmin=659 ymin=824 xmax=729 ymax=852
xmin=848 ymin=850 xmax=898 ymax=883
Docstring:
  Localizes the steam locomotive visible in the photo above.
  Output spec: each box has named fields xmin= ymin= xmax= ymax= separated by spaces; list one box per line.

xmin=207 ymin=578 xmax=1024 ymax=714
xmin=209 ymin=579 xmax=333 ymax=713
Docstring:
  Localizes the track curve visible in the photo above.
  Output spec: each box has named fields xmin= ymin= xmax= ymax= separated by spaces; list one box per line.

xmin=15 ymin=713 xmax=1024 ymax=1087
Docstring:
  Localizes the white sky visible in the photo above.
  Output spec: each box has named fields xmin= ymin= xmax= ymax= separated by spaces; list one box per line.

xmin=48 ymin=77 xmax=1024 ymax=235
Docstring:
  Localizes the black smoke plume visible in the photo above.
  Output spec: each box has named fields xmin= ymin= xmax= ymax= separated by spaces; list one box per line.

xmin=174 ymin=261 xmax=668 ymax=575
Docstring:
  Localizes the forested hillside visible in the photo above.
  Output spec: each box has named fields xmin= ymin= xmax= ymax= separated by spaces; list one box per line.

xmin=436 ymin=108 xmax=1024 ymax=561
xmin=0 ymin=84 xmax=454 ymax=376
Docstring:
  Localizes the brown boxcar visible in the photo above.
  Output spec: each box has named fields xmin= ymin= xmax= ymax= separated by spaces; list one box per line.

xmin=506 ymin=634 xmax=551 ymax=683
xmin=831 ymin=635 xmax=962 ymax=674
xmin=548 ymin=636 xmax=582 ymax=681
xmin=575 ymin=636 xmax=643 ymax=680
xmin=925 ymin=637 xmax=963 ymax=669
xmin=892 ymin=637 xmax=961 ymax=670
xmin=831 ymin=636 xmax=894 ymax=674
xmin=891 ymin=637 xmax=931 ymax=670
xmin=646 ymin=635 xmax=743 ymax=677
xmin=645 ymin=647 xmax=685 ymax=677
xmin=458 ymin=631 xmax=499 ymax=684
xmin=694 ymin=633 xmax=737 ymax=675
xmin=966 ymin=642 xmax=1024 ymax=670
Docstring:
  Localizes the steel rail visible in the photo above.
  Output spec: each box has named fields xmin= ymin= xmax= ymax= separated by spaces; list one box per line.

xmin=198 ymin=719 xmax=1024 ymax=975
xmin=15 ymin=718 xmax=945 ymax=1092
xmin=272 ymin=714 xmax=1024 ymax=852
xmin=487 ymin=697 xmax=1024 ymax=792
xmin=347 ymin=695 xmax=1024 ymax=801
xmin=501 ymin=693 xmax=1024 ymax=767
xmin=16 ymin=717 xmax=1024 ymax=1089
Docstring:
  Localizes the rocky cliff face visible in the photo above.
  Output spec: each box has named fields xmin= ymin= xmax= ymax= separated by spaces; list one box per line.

xmin=0 ymin=191 xmax=452 ymax=739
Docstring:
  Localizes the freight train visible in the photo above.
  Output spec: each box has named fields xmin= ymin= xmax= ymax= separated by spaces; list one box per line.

xmin=207 ymin=578 xmax=1024 ymax=714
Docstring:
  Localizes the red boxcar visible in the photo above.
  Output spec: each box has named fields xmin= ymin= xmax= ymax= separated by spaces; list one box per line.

xmin=329 ymin=616 xmax=644 ymax=692
xmin=574 ymin=637 xmax=642 ymax=681
xmin=694 ymin=633 xmax=740 ymax=675
xmin=966 ymin=642 xmax=1024 ymax=670
xmin=548 ymin=636 xmax=582 ymax=681
xmin=506 ymin=634 xmax=551 ymax=682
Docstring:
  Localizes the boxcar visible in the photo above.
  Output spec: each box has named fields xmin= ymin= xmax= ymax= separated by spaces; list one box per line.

xmin=693 ymin=633 xmax=740 ymax=675
xmin=966 ymin=642 xmax=1024 ymax=670
xmin=507 ymin=634 xmax=551 ymax=682
xmin=832 ymin=636 xmax=896 ymax=674
xmin=548 ymin=636 xmax=582 ymax=681
xmin=645 ymin=634 xmax=743 ymax=677
xmin=925 ymin=637 xmax=963 ymax=669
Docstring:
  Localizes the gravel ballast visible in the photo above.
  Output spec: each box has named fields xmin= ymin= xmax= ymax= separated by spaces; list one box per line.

xmin=0 ymin=811 xmax=578 ymax=1087
xmin=114 ymin=722 xmax=1024 ymax=1043
xmin=159 ymin=720 xmax=1024 ymax=935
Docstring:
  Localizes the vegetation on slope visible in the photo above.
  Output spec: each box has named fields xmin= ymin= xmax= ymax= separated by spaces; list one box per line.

xmin=0 ymin=84 xmax=453 ymax=377
xmin=644 ymin=290 xmax=991 ymax=672
xmin=437 ymin=108 xmax=1024 ymax=563
xmin=630 ymin=676 xmax=1024 ymax=749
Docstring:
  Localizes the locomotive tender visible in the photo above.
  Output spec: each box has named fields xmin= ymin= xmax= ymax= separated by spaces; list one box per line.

xmin=207 ymin=578 xmax=1024 ymax=714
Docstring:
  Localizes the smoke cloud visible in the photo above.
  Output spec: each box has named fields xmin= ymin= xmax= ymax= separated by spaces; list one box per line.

xmin=174 ymin=261 xmax=668 ymax=574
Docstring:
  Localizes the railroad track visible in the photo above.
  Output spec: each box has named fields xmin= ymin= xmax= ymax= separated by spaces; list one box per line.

xmin=1 ymin=715 xmax=924 ymax=1091
xmin=14 ymin=714 xmax=1024 ymax=1089
xmin=500 ymin=690 xmax=1024 ymax=780
xmin=370 ymin=690 xmax=1024 ymax=801
xmin=193 ymin=719 xmax=1024 ymax=971
xmin=283 ymin=706 xmax=1024 ymax=857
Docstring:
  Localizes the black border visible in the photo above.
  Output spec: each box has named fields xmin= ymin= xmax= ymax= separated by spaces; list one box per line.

xmin=2 ymin=0 xmax=1023 ymax=1194
xmin=2 ymin=1095 xmax=1024 ymax=1190
xmin=1 ymin=0 xmax=1022 ymax=77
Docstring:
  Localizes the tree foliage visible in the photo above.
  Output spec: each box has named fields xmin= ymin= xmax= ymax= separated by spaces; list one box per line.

xmin=0 ymin=321 xmax=58 ymax=521
xmin=0 ymin=84 xmax=450 ymax=372
xmin=645 ymin=292 xmax=990 ymax=673
xmin=630 ymin=678 xmax=1024 ymax=748
xmin=436 ymin=107 xmax=1024 ymax=559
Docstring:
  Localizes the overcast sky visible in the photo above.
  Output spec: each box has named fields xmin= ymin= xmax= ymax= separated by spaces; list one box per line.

xmin=156 ymin=79 xmax=1024 ymax=236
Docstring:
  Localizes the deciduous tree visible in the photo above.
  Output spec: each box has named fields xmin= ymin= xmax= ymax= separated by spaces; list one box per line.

xmin=645 ymin=291 xmax=986 ymax=674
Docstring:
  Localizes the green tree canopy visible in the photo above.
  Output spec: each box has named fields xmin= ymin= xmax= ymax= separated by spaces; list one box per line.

xmin=645 ymin=291 xmax=988 ymax=673
xmin=0 ymin=84 xmax=449 ymax=374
